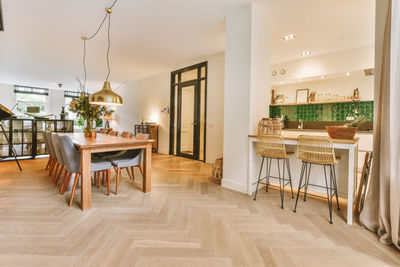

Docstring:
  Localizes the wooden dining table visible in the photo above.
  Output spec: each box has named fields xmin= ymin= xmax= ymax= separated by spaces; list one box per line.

xmin=65 ymin=133 xmax=154 ymax=210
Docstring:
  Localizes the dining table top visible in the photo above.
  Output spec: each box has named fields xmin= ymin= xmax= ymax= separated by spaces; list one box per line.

xmin=63 ymin=133 xmax=155 ymax=149
xmin=248 ymin=133 xmax=359 ymax=144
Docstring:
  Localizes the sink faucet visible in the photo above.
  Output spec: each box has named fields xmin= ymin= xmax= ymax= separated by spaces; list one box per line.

xmin=298 ymin=119 xmax=303 ymax=130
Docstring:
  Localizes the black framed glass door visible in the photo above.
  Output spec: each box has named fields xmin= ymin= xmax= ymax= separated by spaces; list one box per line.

xmin=177 ymin=80 xmax=200 ymax=159
xmin=170 ymin=62 xmax=207 ymax=161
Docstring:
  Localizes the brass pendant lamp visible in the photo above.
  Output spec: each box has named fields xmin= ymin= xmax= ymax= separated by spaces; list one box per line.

xmin=81 ymin=2 xmax=122 ymax=106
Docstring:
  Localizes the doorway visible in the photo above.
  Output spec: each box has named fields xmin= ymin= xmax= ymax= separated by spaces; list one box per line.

xmin=170 ymin=62 xmax=207 ymax=161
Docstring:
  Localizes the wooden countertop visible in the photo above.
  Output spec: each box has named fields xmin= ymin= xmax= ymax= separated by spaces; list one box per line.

xmin=248 ymin=133 xmax=359 ymax=144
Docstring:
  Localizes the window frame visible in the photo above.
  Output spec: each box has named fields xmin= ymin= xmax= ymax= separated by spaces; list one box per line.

xmin=14 ymin=85 xmax=49 ymax=116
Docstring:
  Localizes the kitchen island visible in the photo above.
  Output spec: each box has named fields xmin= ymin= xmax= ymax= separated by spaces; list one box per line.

xmin=248 ymin=129 xmax=373 ymax=225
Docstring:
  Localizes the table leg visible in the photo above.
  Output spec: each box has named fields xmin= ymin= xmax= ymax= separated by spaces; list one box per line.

xmin=143 ymin=143 xmax=152 ymax=193
xmin=81 ymin=149 xmax=92 ymax=210
xmin=347 ymin=143 xmax=357 ymax=225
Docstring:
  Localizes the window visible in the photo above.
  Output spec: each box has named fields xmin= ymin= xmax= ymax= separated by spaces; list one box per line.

xmin=64 ymin=91 xmax=80 ymax=120
xmin=14 ymin=85 xmax=49 ymax=116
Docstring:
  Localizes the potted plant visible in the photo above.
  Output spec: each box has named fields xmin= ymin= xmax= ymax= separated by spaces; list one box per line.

xmin=69 ymin=79 xmax=107 ymax=138
xmin=326 ymin=116 xmax=364 ymax=140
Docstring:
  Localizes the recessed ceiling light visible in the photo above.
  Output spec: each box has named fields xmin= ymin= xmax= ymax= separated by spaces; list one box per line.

xmin=283 ymin=33 xmax=296 ymax=41
xmin=346 ymin=72 xmax=350 ymax=76
xmin=321 ymin=75 xmax=325 ymax=79
xmin=279 ymin=81 xmax=284 ymax=84
xmin=300 ymin=51 xmax=311 ymax=56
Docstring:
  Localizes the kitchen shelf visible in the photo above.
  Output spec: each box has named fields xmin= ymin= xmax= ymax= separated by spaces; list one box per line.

xmin=270 ymin=99 xmax=360 ymax=107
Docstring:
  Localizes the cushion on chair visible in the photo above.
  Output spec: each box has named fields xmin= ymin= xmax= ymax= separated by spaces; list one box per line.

xmin=109 ymin=150 xmax=142 ymax=168
xmin=91 ymin=157 xmax=112 ymax=172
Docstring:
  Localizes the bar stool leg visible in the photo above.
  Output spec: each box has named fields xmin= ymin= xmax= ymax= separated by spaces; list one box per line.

xmin=265 ymin=158 xmax=272 ymax=192
xmin=265 ymin=157 xmax=269 ymax=192
xmin=331 ymin=164 xmax=340 ymax=210
xmin=253 ymin=157 xmax=265 ymax=201
xmin=323 ymin=165 xmax=333 ymax=224
xmin=303 ymin=163 xmax=311 ymax=201
xmin=293 ymin=161 xmax=306 ymax=213
xmin=277 ymin=158 xmax=284 ymax=209
xmin=286 ymin=158 xmax=294 ymax=198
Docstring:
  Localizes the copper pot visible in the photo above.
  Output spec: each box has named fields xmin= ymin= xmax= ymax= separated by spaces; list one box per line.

xmin=326 ymin=126 xmax=358 ymax=140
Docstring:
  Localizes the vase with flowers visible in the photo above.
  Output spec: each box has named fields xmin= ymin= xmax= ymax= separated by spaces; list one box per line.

xmin=69 ymin=79 xmax=107 ymax=138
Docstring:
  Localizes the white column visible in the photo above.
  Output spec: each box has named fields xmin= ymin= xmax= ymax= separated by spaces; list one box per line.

xmin=222 ymin=3 xmax=270 ymax=193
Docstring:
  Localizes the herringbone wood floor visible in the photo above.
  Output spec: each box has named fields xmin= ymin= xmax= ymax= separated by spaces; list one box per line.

xmin=0 ymin=154 xmax=399 ymax=266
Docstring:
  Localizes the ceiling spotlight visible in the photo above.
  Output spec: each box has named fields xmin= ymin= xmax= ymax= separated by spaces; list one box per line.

xmin=283 ymin=33 xmax=296 ymax=41
xmin=346 ymin=72 xmax=350 ymax=76
xmin=300 ymin=51 xmax=311 ymax=56
xmin=321 ymin=75 xmax=325 ymax=79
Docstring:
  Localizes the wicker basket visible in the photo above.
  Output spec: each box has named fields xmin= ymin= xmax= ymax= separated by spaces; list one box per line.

xmin=326 ymin=126 xmax=358 ymax=140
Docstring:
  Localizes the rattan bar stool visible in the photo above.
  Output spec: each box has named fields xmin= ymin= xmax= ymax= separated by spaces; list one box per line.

xmin=253 ymin=133 xmax=294 ymax=209
xmin=293 ymin=135 xmax=340 ymax=224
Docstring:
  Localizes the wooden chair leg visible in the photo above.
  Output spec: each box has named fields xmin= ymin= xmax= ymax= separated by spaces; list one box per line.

xmin=61 ymin=172 xmax=73 ymax=194
xmin=52 ymin=162 xmax=60 ymax=182
xmin=125 ymin=167 xmax=132 ymax=180
xmin=59 ymin=170 xmax=69 ymax=193
xmin=107 ymin=169 xmax=111 ymax=196
xmin=69 ymin=173 xmax=80 ymax=207
xmin=48 ymin=159 xmax=55 ymax=176
xmin=139 ymin=164 xmax=143 ymax=175
xmin=45 ymin=156 xmax=52 ymax=170
xmin=115 ymin=168 xmax=121 ymax=194
xmin=131 ymin=166 xmax=135 ymax=181
xmin=97 ymin=172 xmax=101 ymax=188
xmin=54 ymin=165 xmax=64 ymax=184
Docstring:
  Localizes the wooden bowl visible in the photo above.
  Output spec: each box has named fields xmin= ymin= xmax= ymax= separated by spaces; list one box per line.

xmin=326 ymin=126 xmax=358 ymax=139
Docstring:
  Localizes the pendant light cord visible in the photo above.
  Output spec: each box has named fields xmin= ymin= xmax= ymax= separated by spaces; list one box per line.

xmin=81 ymin=0 xmax=118 ymax=90
xmin=106 ymin=13 xmax=111 ymax=81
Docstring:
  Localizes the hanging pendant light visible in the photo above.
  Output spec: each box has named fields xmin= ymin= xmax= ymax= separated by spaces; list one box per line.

xmin=89 ymin=7 xmax=123 ymax=106
xmin=90 ymin=81 xmax=122 ymax=105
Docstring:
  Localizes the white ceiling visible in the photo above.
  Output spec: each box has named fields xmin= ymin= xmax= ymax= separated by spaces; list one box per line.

xmin=0 ymin=0 xmax=375 ymax=91
xmin=268 ymin=0 xmax=375 ymax=64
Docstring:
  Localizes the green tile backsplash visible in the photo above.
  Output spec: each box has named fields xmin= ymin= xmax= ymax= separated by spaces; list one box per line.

xmin=269 ymin=101 xmax=374 ymax=122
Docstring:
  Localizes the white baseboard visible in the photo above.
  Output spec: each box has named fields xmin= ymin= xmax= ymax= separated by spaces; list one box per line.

xmin=221 ymin=179 xmax=247 ymax=194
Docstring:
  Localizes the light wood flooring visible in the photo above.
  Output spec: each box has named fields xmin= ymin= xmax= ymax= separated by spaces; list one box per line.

xmin=0 ymin=154 xmax=399 ymax=266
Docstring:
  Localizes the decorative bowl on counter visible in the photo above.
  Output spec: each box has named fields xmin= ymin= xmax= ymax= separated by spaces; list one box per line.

xmin=326 ymin=126 xmax=358 ymax=139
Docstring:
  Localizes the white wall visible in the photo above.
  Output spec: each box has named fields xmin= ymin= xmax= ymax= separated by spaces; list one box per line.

xmin=222 ymin=3 xmax=270 ymax=193
xmin=223 ymin=5 xmax=252 ymax=193
xmin=111 ymin=71 xmax=171 ymax=154
xmin=0 ymin=84 xmax=14 ymax=108
xmin=272 ymin=72 xmax=374 ymax=103
xmin=112 ymin=53 xmax=225 ymax=163
xmin=48 ymin=89 xmax=66 ymax=117
xmin=270 ymin=46 xmax=375 ymax=85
